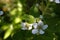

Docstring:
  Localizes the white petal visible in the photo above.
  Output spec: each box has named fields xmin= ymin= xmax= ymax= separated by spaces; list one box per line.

xmin=28 ymin=24 xmax=33 ymax=30
xmin=39 ymin=29 xmax=45 ymax=34
xmin=38 ymin=20 xmax=44 ymax=26
xmin=21 ymin=22 xmax=27 ymax=30
xmin=42 ymin=24 xmax=48 ymax=30
xmin=0 ymin=11 xmax=3 ymax=15
xmin=55 ymin=0 xmax=60 ymax=3
xmin=28 ymin=26 xmax=32 ymax=30
xmin=21 ymin=27 xmax=27 ymax=30
xmin=33 ymin=23 xmax=38 ymax=29
xmin=36 ymin=3 xmax=39 ymax=7
xmin=21 ymin=22 xmax=26 ymax=27
xmin=40 ymin=15 xmax=43 ymax=19
xmin=32 ymin=29 xmax=38 ymax=34
xmin=49 ymin=0 xmax=54 ymax=2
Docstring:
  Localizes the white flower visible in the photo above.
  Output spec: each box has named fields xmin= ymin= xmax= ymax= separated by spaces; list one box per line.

xmin=49 ymin=0 xmax=60 ymax=3
xmin=39 ymin=29 xmax=45 ymax=34
xmin=32 ymin=20 xmax=48 ymax=35
xmin=42 ymin=24 xmax=48 ymax=30
xmin=40 ymin=15 xmax=43 ymax=19
xmin=32 ymin=29 xmax=38 ymax=34
xmin=55 ymin=0 xmax=60 ymax=3
xmin=0 ymin=11 xmax=3 ymax=15
xmin=21 ymin=22 xmax=33 ymax=30
xmin=33 ymin=23 xmax=38 ymax=29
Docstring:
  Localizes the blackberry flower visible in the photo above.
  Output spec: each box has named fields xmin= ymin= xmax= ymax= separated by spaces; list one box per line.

xmin=21 ymin=22 xmax=33 ymax=30
xmin=32 ymin=20 xmax=48 ymax=34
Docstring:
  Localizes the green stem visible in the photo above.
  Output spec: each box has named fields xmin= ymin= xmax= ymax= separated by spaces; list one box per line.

xmin=42 ymin=1 xmax=50 ymax=15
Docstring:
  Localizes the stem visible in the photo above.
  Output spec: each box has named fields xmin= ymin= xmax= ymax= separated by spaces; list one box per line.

xmin=42 ymin=1 xmax=50 ymax=15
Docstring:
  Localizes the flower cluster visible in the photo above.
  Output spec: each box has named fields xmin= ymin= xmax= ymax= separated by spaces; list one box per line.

xmin=21 ymin=15 xmax=48 ymax=35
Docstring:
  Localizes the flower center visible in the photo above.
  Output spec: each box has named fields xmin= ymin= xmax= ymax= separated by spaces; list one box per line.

xmin=37 ymin=25 xmax=42 ymax=30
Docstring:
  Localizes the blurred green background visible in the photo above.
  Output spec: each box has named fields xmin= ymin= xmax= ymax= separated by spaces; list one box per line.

xmin=0 ymin=0 xmax=60 ymax=40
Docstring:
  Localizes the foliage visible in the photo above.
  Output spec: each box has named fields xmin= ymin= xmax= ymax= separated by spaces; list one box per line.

xmin=0 ymin=0 xmax=60 ymax=40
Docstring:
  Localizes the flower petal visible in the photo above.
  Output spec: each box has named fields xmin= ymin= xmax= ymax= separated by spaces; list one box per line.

xmin=28 ymin=24 xmax=33 ymax=30
xmin=55 ymin=0 xmax=60 ymax=3
xmin=33 ymin=23 xmax=38 ymax=29
xmin=39 ymin=29 xmax=45 ymax=34
xmin=40 ymin=15 xmax=43 ymax=19
xmin=21 ymin=22 xmax=27 ymax=30
xmin=21 ymin=22 xmax=26 ymax=27
xmin=42 ymin=24 xmax=48 ymax=30
xmin=21 ymin=27 xmax=27 ymax=30
xmin=28 ymin=26 xmax=32 ymax=30
xmin=32 ymin=29 xmax=38 ymax=34
xmin=49 ymin=0 xmax=54 ymax=2
xmin=0 ymin=11 xmax=3 ymax=15
xmin=38 ymin=20 xmax=44 ymax=26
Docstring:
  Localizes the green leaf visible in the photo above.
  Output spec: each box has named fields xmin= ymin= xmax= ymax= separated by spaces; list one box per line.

xmin=34 ymin=6 xmax=39 ymax=13
xmin=10 ymin=9 xmax=17 ymax=16
xmin=1 ymin=25 xmax=9 ymax=31
xmin=3 ymin=29 xmax=12 ymax=39
xmin=14 ymin=17 xmax=22 ymax=24
xmin=29 ymin=6 xmax=40 ymax=17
